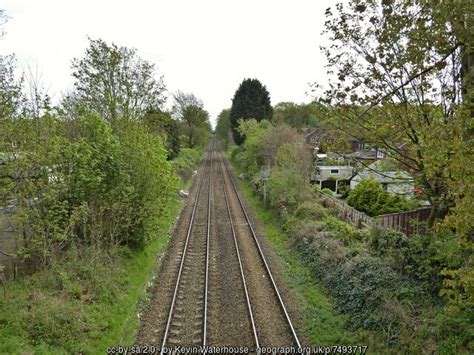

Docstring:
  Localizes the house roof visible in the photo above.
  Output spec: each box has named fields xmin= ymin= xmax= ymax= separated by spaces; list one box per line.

xmin=303 ymin=127 xmax=324 ymax=140
xmin=345 ymin=150 xmax=377 ymax=160
xmin=353 ymin=170 xmax=413 ymax=184
xmin=352 ymin=160 xmax=413 ymax=184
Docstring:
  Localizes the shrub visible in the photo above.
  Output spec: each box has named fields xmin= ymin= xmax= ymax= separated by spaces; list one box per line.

xmin=291 ymin=220 xmax=346 ymax=269
xmin=370 ymin=228 xmax=465 ymax=295
xmin=324 ymin=255 xmax=403 ymax=339
xmin=324 ymin=215 xmax=368 ymax=243
xmin=321 ymin=188 xmax=334 ymax=196
xmin=293 ymin=201 xmax=327 ymax=221
xmin=290 ymin=215 xmax=430 ymax=346
xmin=117 ymin=120 xmax=177 ymax=246
xmin=2 ymin=114 xmax=178 ymax=264
xmin=267 ymin=169 xmax=307 ymax=212
xmin=347 ymin=178 xmax=416 ymax=216
xmin=337 ymin=183 xmax=350 ymax=198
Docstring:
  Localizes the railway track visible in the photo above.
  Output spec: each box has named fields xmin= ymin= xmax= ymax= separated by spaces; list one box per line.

xmin=146 ymin=138 xmax=300 ymax=352
xmin=160 ymin=144 xmax=213 ymax=352
xmin=219 ymin=148 xmax=301 ymax=348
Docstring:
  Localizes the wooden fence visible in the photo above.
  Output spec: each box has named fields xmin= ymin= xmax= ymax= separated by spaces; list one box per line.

xmin=378 ymin=207 xmax=432 ymax=236
xmin=318 ymin=193 xmax=377 ymax=228
xmin=318 ymin=192 xmax=432 ymax=236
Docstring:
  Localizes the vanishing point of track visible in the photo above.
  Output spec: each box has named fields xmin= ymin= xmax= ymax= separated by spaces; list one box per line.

xmin=157 ymin=138 xmax=300 ymax=351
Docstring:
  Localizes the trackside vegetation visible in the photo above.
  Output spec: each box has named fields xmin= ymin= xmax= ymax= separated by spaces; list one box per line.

xmin=221 ymin=118 xmax=472 ymax=353
xmin=0 ymin=33 xmax=210 ymax=352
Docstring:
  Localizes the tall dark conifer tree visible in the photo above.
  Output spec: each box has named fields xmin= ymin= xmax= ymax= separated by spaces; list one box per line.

xmin=229 ymin=78 xmax=273 ymax=145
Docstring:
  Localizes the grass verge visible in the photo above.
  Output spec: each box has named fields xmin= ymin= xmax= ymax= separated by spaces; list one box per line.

xmin=0 ymin=193 xmax=185 ymax=354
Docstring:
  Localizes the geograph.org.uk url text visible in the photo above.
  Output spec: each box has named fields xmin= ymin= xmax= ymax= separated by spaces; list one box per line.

xmin=107 ymin=345 xmax=368 ymax=354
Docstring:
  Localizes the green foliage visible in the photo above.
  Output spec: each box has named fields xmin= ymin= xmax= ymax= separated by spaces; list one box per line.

xmin=0 ymin=192 xmax=183 ymax=353
xmin=321 ymin=188 xmax=334 ymax=197
xmin=347 ymin=178 xmax=417 ymax=216
xmin=320 ymin=0 xmax=474 ymax=223
xmin=267 ymin=169 xmax=306 ymax=213
xmin=215 ymin=108 xmax=231 ymax=149
xmin=172 ymin=91 xmax=211 ymax=149
xmin=370 ymin=229 xmax=465 ymax=295
xmin=292 ymin=220 xmax=405 ymax=341
xmin=272 ymin=101 xmax=327 ymax=128
xmin=289 ymin=210 xmax=472 ymax=351
xmin=232 ymin=119 xmax=314 ymax=215
xmin=1 ymin=113 xmax=177 ymax=262
xmin=337 ymin=183 xmax=350 ymax=198
xmin=0 ymin=54 xmax=25 ymax=119
xmin=233 ymin=119 xmax=268 ymax=180
xmin=293 ymin=201 xmax=327 ymax=221
xmin=170 ymin=147 xmax=202 ymax=181
xmin=143 ymin=109 xmax=180 ymax=160
xmin=70 ymin=38 xmax=166 ymax=121
xmin=115 ymin=120 xmax=178 ymax=246
xmin=220 ymin=1 xmax=474 ymax=347
xmin=230 ymin=78 xmax=273 ymax=145
xmin=275 ymin=140 xmax=313 ymax=179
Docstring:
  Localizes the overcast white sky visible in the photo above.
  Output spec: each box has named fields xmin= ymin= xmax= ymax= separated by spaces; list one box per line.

xmin=1 ymin=0 xmax=339 ymax=126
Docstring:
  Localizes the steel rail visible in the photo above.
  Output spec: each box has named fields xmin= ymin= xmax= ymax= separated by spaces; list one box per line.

xmin=160 ymin=146 xmax=212 ymax=354
xmin=220 ymin=150 xmax=301 ymax=348
xmin=217 ymin=153 xmax=260 ymax=349
xmin=203 ymin=143 xmax=213 ymax=348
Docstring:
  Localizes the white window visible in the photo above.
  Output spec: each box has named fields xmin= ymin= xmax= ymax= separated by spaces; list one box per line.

xmin=377 ymin=149 xmax=384 ymax=158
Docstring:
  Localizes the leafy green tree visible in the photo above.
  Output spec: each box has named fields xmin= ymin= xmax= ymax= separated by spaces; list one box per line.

xmin=215 ymin=108 xmax=231 ymax=149
xmin=0 ymin=55 xmax=25 ymax=120
xmin=319 ymin=0 xmax=473 ymax=224
xmin=71 ymin=38 xmax=166 ymax=122
xmin=230 ymin=78 xmax=273 ymax=145
xmin=273 ymin=101 xmax=326 ymax=128
xmin=235 ymin=119 xmax=269 ymax=179
xmin=143 ymin=109 xmax=180 ymax=159
xmin=234 ymin=119 xmax=314 ymax=211
xmin=172 ymin=91 xmax=211 ymax=148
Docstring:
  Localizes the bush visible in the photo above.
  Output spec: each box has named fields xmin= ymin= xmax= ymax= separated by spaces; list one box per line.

xmin=370 ymin=228 xmax=465 ymax=295
xmin=347 ymin=178 xmax=417 ymax=216
xmin=117 ymin=120 xmax=177 ymax=246
xmin=321 ymin=188 xmax=335 ymax=197
xmin=337 ymin=183 xmax=350 ymax=198
xmin=291 ymin=220 xmax=346 ymax=269
xmin=2 ymin=114 xmax=178 ymax=264
xmin=293 ymin=201 xmax=327 ymax=221
xmin=324 ymin=255 xmax=403 ymax=339
xmin=324 ymin=215 xmax=369 ymax=244
xmin=267 ymin=169 xmax=307 ymax=212
xmin=291 ymin=218 xmax=408 ymax=343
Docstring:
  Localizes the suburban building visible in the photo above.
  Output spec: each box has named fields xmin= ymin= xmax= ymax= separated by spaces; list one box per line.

xmin=311 ymin=164 xmax=354 ymax=194
xmin=350 ymin=160 xmax=415 ymax=197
